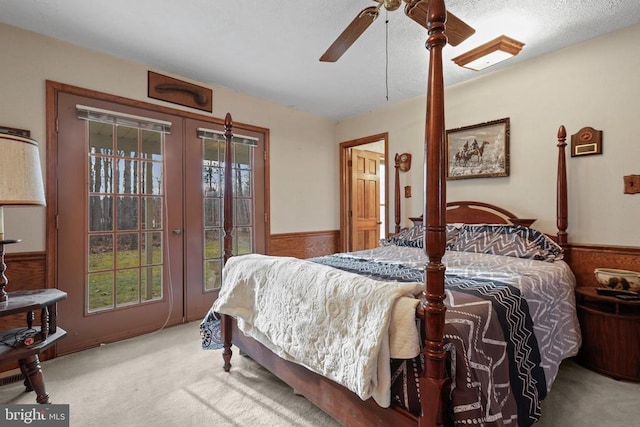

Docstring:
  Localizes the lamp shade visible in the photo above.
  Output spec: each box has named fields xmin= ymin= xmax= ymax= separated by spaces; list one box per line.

xmin=0 ymin=133 xmax=46 ymax=206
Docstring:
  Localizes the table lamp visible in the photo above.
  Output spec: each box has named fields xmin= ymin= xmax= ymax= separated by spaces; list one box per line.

xmin=0 ymin=132 xmax=46 ymax=302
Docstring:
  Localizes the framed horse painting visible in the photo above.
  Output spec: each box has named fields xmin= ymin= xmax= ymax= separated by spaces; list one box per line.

xmin=446 ymin=117 xmax=510 ymax=180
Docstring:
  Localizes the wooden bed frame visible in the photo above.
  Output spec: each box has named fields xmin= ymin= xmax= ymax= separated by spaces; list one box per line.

xmin=217 ymin=1 xmax=570 ymax=425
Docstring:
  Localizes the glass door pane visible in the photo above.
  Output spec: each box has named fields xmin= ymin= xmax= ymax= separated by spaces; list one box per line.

xmin=87 ymin=121 xmax=164 ymax=312
xmin=200 ymin=133 xmax=256 ymax=292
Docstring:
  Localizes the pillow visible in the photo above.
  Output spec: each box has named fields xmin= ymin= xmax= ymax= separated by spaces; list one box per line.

xmin=380 ymin=224 xmax=462 ymax=249
xmin=381 ymin=225 xmax=423 ymax=248
xmin=449 ymin=224 xmax=563 ymax=262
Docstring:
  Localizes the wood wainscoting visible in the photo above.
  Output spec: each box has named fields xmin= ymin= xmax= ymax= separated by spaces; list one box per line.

xmin=0 ymin=252 xmax=48 ymax=330
xmin=0 ymin=240 xmax=634 ymax=376
xmin=269 ymin=230 xmax=340 ymax=259
xmin=6 ymin=242 xmax=636 ymax=296
xmin=0 ymin=252 xmax=48 ymax=375
xmin=567 ymin=244 xmax=640 ymax=288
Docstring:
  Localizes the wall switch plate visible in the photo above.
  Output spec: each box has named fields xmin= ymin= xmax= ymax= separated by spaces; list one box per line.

xmin=623 ymin=175 xmax=640 ymax=194
xmin=404 ymin=185 xmax=412 ymax=198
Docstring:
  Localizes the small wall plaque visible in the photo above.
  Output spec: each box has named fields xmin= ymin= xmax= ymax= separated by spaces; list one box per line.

xmin=624 ymin=175 xmax=640 ymax=194
xmin=571 ymin=126 xmax=602 ymax=157
xmin=148 ymin=71 xmax=212 ymax=112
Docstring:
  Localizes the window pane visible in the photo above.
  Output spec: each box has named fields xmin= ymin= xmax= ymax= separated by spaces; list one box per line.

xmin=116 ymin=233 xmax=139 ymax=268
xmin=141 ymin=196 xmax=162 ymax=230
xmin=117 ymin=158 xmax=139 ymax=194
xmin=233 ymin=143 xmax=251 ymax=169
xmin=141 ymin=232 xmax=162 ymax=266
xmin=140 ymin=161 xmax=162 ymax=195
xmin=233 ymin=169 xmax=252 ymax=197
xmin=88 ymin=195 xmax=113 ymax=232
xmin=234 ymin=198 xmax=252 ymax=227
xmin=141 ymin=266 xmax=162 ymax=301
xmin=89 ymin=156 xmax=114 ymax=193
xmin=204 ymin=138 xmax=223 ymax=163
xmin=88 ymin=271 xmax=114 ymax=312
xmin=234 ymin=227 xmax=252 ymax=256
xmin=141 ymin=130 xmax=162 ymax=160
xmin=88 ymin=121 xmax=114 ymax=155
xmin=117 ymin=196 xmax=139 ymax=230
xmin=116 ymin=269 xmax=140 ymax=306
xmin=204 ymin=198 xmax=221 ymax=228
xmin=117 ymin=126 xmax=138 ymax=158
xmin=204 ymin=229 xmax=222 ymax=259
xmin=204 ymin=259 xmax=222 ymax=291
xmin=89 ymin=234 xmax=113 ymax=272
xmin=203 ymin=166 xmax=221 ymax=196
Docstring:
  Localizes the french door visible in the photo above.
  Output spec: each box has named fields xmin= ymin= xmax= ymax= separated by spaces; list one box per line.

xmin=54 ymin=91 xmax=266 ymax=354
xmin=183 ymin=118 xmax=266 ymax=321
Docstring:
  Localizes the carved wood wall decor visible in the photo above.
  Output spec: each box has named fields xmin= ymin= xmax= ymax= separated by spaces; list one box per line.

xmin=571 ymin=126 xmax=602 ymax=157
xmin=394 ymin=153 xmax=412 ymax=233
xmin=624 ymin=175 xmax=640 ymax=194
xmin=148 ymin=71 xmax=213 ymax=112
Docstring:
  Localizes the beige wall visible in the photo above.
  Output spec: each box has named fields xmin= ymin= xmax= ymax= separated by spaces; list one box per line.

xmin=3 ymin=22 xmax=639 ymax=252
xmin=338 ymin=23 xmax=640 ymax=247
xmin=0 ymin=23 xmax=338 ymax=252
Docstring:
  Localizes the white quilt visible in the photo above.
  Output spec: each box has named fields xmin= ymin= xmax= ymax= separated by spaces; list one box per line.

xmin=212 ymin=254 xmax=422 ymax=407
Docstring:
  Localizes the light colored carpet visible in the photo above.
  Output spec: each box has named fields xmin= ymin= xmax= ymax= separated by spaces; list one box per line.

xmin=0 ymin=321 xmax=638 ymax=426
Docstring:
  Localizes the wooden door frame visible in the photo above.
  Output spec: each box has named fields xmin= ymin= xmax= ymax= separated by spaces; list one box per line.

xmin=339 ymin=133 xmax=388 ymax=253
xmin=45 ymin=81 xmax=271 ymax=343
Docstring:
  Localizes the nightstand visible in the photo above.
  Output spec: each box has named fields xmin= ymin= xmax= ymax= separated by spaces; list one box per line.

xmin=575 ymin=287 xmax=640 ymax=382
xmin=0 ymin=289 xmax=67 ymax=403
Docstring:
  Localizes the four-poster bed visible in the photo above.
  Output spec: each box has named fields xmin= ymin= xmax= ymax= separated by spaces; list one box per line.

xmin=202 ymin=1 xmax=579 ymax=426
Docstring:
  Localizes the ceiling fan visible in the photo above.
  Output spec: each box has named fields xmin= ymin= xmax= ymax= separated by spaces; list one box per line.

xmin=320 ymin=0 xmax=475 ymax=62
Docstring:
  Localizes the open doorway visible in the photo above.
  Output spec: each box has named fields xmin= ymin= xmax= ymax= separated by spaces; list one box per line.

xmin=339 ymin=133 xmax=388 ymax=252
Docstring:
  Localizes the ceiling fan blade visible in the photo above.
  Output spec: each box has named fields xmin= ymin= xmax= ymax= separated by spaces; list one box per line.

xmin=442 ymin=11 xmax=476 ymax=46
xmin=404 ymin=0 xmax=475 ymax=46
xmin=320 ymin=6 xmax=380 ymax=62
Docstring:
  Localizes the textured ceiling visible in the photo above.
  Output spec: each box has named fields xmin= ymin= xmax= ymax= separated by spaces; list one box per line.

xmin=1 ymin=0 xmax=639 ymax=120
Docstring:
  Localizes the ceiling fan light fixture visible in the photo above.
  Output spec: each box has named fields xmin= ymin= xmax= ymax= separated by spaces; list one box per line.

xmin=452 ymin=35 xmax=524 ymax=71
xmin=382 ymin=0 xmax=402 ymax=12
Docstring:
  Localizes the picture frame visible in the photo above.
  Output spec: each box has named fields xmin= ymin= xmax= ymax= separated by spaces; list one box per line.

xmin=446 ymin=117 xmax=510 ymax=180
xmin=0 ymin=125 xmax=30 ymax=138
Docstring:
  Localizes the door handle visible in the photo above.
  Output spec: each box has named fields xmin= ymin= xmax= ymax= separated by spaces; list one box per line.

xmin=172 ymin=229 xmax=182 ymax=235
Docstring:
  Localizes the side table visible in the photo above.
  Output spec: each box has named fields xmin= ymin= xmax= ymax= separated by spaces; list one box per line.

xmin=0 ymin=289 xmax=67 ymax=403
xmin=575 ymin=286 xmax=640 ymax=382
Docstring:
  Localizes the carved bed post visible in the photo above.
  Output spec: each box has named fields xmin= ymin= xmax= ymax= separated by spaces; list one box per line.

xmin=394 ymin=153 xmax=402 ymax=234
xmin=421 ymin=1 xmax=449 ymax=426
xmin=222 ymin=112 xmax=234 ymax=372
xmin=556 ymin=125 xmax=569 ymax=249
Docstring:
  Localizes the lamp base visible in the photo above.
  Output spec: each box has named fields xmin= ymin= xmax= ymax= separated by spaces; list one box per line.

xmin=0 ymin=239 xmax=21 ymax=302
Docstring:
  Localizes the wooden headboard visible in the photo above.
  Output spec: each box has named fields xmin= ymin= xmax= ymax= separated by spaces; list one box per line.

xmin=407 ymin=201 xmax=537 ymax=228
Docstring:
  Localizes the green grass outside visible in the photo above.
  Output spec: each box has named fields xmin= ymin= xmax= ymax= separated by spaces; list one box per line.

xmin=87 ymin=233 xmax=251 ymax=311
